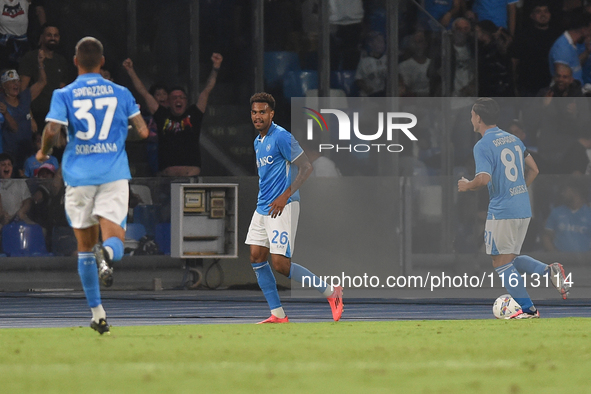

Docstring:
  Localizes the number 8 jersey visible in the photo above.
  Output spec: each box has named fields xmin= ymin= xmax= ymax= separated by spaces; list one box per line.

xmin=45 ymin=73 xmax=141 ymax=187
xmin=474 ymin=127 xmax=532 ymax=220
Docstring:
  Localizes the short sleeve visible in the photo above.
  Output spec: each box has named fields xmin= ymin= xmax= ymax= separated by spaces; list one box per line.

xmin=45 ymin=89 xmax=68 ymax=125
xmin=473 ymin=142 xmax=492 ymax=177
xmin=549 ymin=40 xmax=574 ymax=72
xmin=277 ymin=131 xmax=304 ymax=162
xmin=124 ymin=88 xmax=141 ymax=119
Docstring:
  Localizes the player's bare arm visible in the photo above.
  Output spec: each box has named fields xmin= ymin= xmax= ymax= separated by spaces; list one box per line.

xmin=29 ymin=49 xmax=47 ymax=102
xmin=36 ymin=121 xmax=61 ymax=162
xmin=524 ymin=154 xmax=539 ymax=187
xmin=122 ymin=58 xmax=159 ymax=115
xmin=458 ymin=173 xmax=490 ymax=192
xmin=197 ymin=53 xmax=223 ymax=113
xmin=127 ymin=113 xmax=150 ymax=140
xmin=269 ymin=152 xmax=313 ymax=218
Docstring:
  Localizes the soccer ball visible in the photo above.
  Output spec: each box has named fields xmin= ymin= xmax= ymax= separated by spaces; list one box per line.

xmin=492 ymin=294 xmax=521 ymax=319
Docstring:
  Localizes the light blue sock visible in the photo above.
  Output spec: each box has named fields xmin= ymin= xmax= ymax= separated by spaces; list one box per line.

xmin=252 ymin=262 xmax=281 ymax=310
xmin=513 ymin=255 xmax=547 ymax=276
xmin=288 ymin=262 xmax=329 ymax=294
xmin=495 ymin=262 xmax=535 ymax=313
xmin=78 ymin=252 xmax=101 ymax=308
xmin=103 ymin=237 xmax=124 ymax=262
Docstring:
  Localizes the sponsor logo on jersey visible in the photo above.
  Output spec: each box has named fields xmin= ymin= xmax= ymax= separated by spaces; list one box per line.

xmin=257 ymin=155 xmax=274 ymax=168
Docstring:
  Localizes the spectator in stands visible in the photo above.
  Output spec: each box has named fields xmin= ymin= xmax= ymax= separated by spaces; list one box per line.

xmin=28 ymin=160 xmax=54 ymax=231
xmin=531 ymin=63 xmax=589 ymax=169
xmin=149 ymin=83 xmax=169 ymax=109
xmin=0 ymin=97 xmax=16 ymax=145
xmin=507 ymin=118 xmax=550 ymax=173
xmin=22 ymin=132 xmax=57 ymax=177
xmin=329 ymin=0 xmax=364 ymax=70
xmin=99 ymin=67 xmax=113 ymax=82
xmin=428 ymin=17 xmax=476 ymax=97
xmin=510 ymin=1 xmax=561 ymax=96
xmin=420 ymin=0 xmax=464 ymax=30
xmin=543 ymin=182 xmax=591 ymax=252
xmin=122 ymin=53 xmax=223 ymax=177
xmin=0 ymin=152 xmax=32 ymax=228
xmin=0 ymin=65 xmax=46 ymax=172
xmin=557 ymin=132 xmax=591 ymax=175
xmin=450 ymin=17 xmax=476 ymax=97
xmin=475 ymin=20 xmax=514 ymax=96
xmin=399 ymin=30 xmax=431 ymax=97
xmin=539 ymin=62 xmax=583 ymax=97
xmin=29 ymin=164 xmax=73 ymax=252
xmin=355 ymin=31 xmax=386 ymax=97
xmin=0 ymin=0 xmax=45 ymax=69
xmin=143 ymin=83 xmax=168 ymax=175
xmin=122 ymin=62 xmax=168 ymax=176
xmin=470 ymin=0 xmax=518 ymax=36
xmin=19 ymin=24 xmax=69 ymax=132
xmin=300 ymin=139 xmax=341 ymax=177
xmin=548 ymin=11 xmax=591 ymax=84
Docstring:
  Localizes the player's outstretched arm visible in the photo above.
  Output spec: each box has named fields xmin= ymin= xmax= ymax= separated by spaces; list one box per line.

xmin=268 ymin=152 xmax=314 ymax=218
xmin=36 ymin=122 xmax=61 ymax=162
xmin=30 ymin=50 xmax=47 ymax=102
xmin=196 ymin=53 xmax=223 ymax=113
xmin=128 ymin=113 xmax=149 ymax=140
xmin=458 ymin=173 xmax=490 ymax=192
xmin=122 ymin=58 xmax=159 ymax=115
xmin=524 ymin=154 xmax=539 ymax=187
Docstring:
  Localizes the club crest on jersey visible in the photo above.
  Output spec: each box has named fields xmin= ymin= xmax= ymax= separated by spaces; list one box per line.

xmin=266 ymin=144 xmax=271 ymax=152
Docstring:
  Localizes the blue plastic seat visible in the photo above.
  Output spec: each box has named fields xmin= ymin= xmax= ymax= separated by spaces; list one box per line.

xmin=264 ymin=51 xmax=301 ymax=89
xmin=2 ymin=222 xmax=50 ymax=256
xmin=126 ymin=223 xmax=147 ymax=241
xmin=154 ymin=222 xmax=171 ymax=255
xmin=283 ymin=70 xmax=318 ymax=99
xmin=331 ymin=70 xmax=359 ymax=97
xmin=132 ymin=204 xmax=161 ymax=236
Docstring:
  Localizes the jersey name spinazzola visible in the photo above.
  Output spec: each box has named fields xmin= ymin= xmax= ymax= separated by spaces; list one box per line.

xmin=474 ymin=127 xmax=532 ymax=219
xmin=46 ymin=73 xmax=140 ymax=187
xmin=254 ymin=122 xmax=304 ymax=215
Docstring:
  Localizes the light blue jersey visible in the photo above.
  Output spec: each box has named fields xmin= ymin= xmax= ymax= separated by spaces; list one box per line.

xmin=255 ymin=122 xmax=304 ymax=215
xmin=474 ymin=127 xmax=532 ymax=219
xmin=545 ymin=205 xmax=591 ymax=252
xmin=45 ymin=73 xmax=140 ymax=187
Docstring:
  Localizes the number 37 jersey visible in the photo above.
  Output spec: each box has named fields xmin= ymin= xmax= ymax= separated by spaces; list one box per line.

xmin=474 ymin=127 xmax=532 ymax=220
xmin=46 ymin=73 xmax=140 ymax=187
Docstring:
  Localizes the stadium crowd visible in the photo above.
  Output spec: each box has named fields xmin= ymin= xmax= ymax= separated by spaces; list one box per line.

xmin=0 ymin=0 xmax=590 ymax=255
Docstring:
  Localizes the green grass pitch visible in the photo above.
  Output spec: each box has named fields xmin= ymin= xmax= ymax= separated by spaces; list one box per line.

xmin=1 ymin=318 xmax=589 ymax=394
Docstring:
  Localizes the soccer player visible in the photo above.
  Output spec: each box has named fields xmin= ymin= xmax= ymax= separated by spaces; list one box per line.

xmin=458 ymin=97 xmax=570 ymax=319
xmin=247 ymin=92 xmax=343 ymax=323
xmin=36 ymin=37 xmax=148 ymax=334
